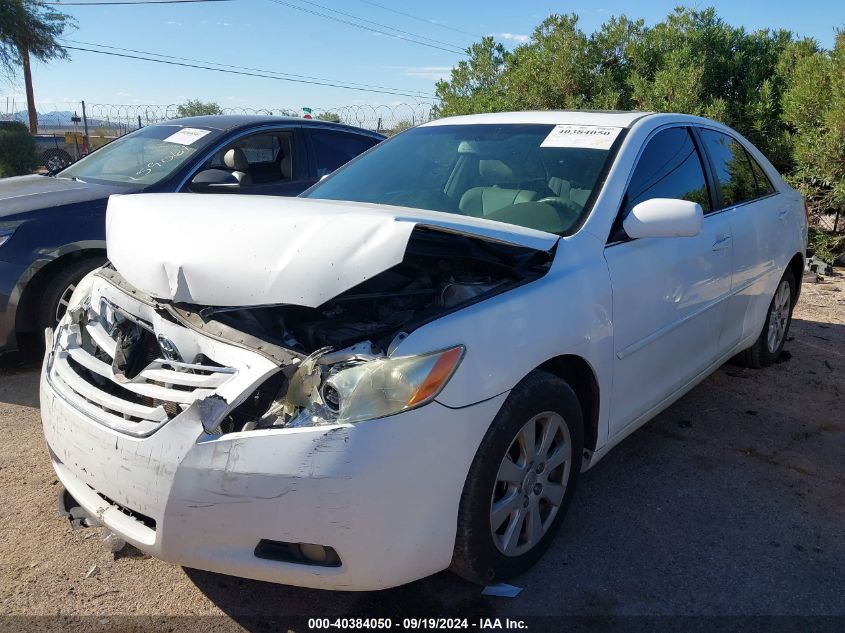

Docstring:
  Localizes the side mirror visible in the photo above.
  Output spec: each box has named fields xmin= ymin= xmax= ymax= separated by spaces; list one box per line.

xmin=189 ymin=169 xmax=240 ymax=193
xmin=623 ymin=198 xmax=703 ymax=239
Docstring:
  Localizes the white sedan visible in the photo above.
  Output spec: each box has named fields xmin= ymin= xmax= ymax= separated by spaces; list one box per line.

xmin=40 ymin=111 xmax=807 ymax=590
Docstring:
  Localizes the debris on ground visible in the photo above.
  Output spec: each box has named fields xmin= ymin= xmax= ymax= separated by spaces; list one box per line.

xmin=85 ymin=565 xmax=98 ymax=578
xmin=103 ymin=532 xmax=127 ymax=555
xmin=805 ymin=255 xmax=835 ymax=278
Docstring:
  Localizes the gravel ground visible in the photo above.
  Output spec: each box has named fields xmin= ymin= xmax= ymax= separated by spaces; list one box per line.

xmin=1 ymin=271 xmax=843 ymax=630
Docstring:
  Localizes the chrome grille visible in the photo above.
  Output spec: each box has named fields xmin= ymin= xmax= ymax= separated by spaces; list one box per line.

xmin=49 ymin=298 xmax=237 ymax=438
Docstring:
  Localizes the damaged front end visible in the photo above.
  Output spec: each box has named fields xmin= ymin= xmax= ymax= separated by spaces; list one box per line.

xmin=159 ymin=227 xmax=552 ymax=434
xmin=49 ymin=223 xmax=552 ymax=439
xmin=179 ymin=227 xmax=551 ymax=432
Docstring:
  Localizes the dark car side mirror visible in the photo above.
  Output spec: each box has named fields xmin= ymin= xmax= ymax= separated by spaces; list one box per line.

xmin=189 ymin=169 xmax=241 ymax=193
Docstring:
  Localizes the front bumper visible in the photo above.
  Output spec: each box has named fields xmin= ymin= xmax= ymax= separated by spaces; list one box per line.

xmin=41 ymin=348 xmax=506 ymax=591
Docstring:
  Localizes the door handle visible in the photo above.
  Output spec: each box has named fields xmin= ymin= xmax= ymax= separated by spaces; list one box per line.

xmin=712 ymin=236 xmax=732 ymax=251
xmin=778 ymin=209 xmax=789 ymax=221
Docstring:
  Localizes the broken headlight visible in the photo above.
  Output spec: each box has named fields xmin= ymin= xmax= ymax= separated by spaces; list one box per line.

xmin=291 ymin=345 xmax=464 ymax=426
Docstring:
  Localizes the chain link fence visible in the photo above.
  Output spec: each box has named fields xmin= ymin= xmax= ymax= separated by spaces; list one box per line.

xmin=2 ymin=97 xmax=436 ymax=170
xmin=1 ymin=99 xmax=435 ymax=134
xmin=810 ymin=209 xmax=843 ymax=233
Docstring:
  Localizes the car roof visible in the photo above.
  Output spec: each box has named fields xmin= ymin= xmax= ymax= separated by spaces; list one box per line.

xmin=421 ymin=110 xmax=654 ymax=128
xmin=160 ymin=114 xmax=385 ymax=138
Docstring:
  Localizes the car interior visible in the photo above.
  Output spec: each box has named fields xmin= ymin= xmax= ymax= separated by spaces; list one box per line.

xmin=211 ymin=132 xmax=295 ymax=187
xmin=445 ymin=145 xmax=604 ymax=234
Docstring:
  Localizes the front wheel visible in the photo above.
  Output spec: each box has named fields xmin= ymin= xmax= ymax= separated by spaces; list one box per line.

xmin=37 ymin=257 xmax=105 ymax=334
xmin=736 ymin=269 xmax=795 ymax=368
xmin=450 ymin=370 xmax=583 ymax=584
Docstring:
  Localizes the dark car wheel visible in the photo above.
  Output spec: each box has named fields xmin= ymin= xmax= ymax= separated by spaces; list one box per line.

xmin=450 ymin=370 xmax=583 ymax=585
xmin=735 ymin=269 xmax=796 ymax=368
xmin=37 ymin=258 xmax=105 ymax=335
xmin=41 ymin=148 xmax=73 ymax=173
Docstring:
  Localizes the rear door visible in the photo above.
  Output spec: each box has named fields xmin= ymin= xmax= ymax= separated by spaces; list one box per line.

xmin=306 ymin=127 xmax=380 ymax=186
xmin=696 ymin=128 xmax=785 ymax=351
xmin=604 ymin=126 xmax=734 ymax=435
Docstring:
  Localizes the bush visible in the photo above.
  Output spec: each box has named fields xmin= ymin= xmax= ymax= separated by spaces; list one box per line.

xmin=175 ymin=100 xmax=223 ymax=118
xmin=0 ymin=121 xmax=39 ymax=177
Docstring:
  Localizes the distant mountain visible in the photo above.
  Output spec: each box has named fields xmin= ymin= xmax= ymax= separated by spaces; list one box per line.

xmin=3 ymin=110 xmax=124 ymax=129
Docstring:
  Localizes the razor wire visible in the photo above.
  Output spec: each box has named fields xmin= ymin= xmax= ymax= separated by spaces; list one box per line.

xmin=80 ymin=102 xmax=436 ymax=134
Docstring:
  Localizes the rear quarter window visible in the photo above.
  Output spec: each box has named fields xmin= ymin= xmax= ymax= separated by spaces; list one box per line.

xmin=699 ymin=129 xmax=760 ymax=208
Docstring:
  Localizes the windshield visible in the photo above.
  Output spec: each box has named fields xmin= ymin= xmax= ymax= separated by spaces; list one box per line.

xmin=59 ymin=124 xmax=223 ymax=186
xmin=305 ymin=123 xmax=617 ymax=235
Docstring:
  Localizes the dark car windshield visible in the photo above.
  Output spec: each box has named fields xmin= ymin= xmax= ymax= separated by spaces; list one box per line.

xmin=304 ymin=123 xmax=617 ymax=235
xmin=59 ymin=124 xmax=223 ymax=186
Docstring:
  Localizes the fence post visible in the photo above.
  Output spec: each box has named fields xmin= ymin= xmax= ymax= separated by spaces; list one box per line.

xmin=138 ymin=115 xmax=142 ymax=130
xmin=81 ymin=101 xmax=90 ymax=154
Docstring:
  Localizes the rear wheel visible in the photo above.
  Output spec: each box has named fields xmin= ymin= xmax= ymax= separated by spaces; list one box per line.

xmin=450 ymin=370 xmax=583 ymax=584
xmin=41 ymin=148 xmax=73 ymax=173
xmin=735 ymin=269 xmax=795 ymax=368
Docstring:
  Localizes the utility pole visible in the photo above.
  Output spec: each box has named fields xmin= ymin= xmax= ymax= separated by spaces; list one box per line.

xmin=20 ymin=46 xmax=38 ymax=134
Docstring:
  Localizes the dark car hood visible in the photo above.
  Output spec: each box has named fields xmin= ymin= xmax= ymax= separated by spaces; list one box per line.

xmin=0 ymin=175 xmax=138 ymax=217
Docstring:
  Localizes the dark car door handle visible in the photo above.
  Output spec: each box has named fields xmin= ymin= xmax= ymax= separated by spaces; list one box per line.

xmin=712 ymin=236 xmax=732 ymax=251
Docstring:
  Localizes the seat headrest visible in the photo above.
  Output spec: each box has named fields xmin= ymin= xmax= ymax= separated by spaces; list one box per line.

xmin=479 ymin=159 xmax=516 ymax=184
xmin=280 ymin=153 xmax=292 ymax=179
xmin=223 ymin=147 xmax=249 ymax=171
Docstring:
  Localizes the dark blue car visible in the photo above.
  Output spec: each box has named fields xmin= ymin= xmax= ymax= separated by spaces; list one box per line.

xmin=0 ymin=115 xmax=384 ymax=359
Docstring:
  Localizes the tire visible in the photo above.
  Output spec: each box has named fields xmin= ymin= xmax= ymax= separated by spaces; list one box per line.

xmin=41 ymin=148 xmax=73 ymax=173
xmin=37 ymin=257 xmax=105 ymax=334
xmin=450 ymin=370 xmax=584 ymax=585
xmin=735 ymin=269 xmax=795 ymax=368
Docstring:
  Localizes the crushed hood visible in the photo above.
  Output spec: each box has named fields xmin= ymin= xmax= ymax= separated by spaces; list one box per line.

xmin=106 ymin=193 xmax=559 ymax=308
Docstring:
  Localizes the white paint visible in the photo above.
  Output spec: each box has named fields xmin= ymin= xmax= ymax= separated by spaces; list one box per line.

xmin=540 ymin=124 xmax=622 ymax=149
xmin=106 ymin=194 xmax=558 ymax=307
xmin=162 ymin=127 xmax=212 ymax=145
xmin=42 ymin=111 xmax=807 ymax=591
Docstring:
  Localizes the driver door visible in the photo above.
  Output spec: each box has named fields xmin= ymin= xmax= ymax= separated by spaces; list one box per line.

xmin=188 ymin=127 xmax=310 ymax=196
xmin=604 ymin=126 xmax=734 ymax=436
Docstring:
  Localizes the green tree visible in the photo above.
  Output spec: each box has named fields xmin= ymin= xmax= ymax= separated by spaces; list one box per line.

xmin=0 ymin=121 xmax=38 ymax=176
xmin=434 ymin=36 xmax=510 ymax=116
xmin=175 ymin=99 xmax=224 ymax=118
xmin=782 ymin=31 xmax=845 ymax=220
xmin=0 ymin=0 xmax=73 ymax=133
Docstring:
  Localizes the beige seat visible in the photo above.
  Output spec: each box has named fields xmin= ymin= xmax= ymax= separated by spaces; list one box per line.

xmin=459 ymin=159 xmax=538 ymax=217
xmin=223 ymin=148 xmax=252 ymax=185
xmin=548 ymin=176 xmax=591 ymax=207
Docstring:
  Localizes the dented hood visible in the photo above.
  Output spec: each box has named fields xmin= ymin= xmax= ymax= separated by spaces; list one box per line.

xmin=106 ymin=193 xmax=559 ymax=307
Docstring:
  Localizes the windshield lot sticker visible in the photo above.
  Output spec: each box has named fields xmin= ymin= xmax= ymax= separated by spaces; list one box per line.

xmin=541 ymin=124 xmax=622 ymax=149
xmin=163 ymin=127 xmax=212 ymax=145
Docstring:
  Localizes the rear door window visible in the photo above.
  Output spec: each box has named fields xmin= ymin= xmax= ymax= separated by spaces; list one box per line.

xmin=747 ymin=153 xmax=776 ymax=196
xmin=309 ymin=129 xmax=378 ymax=178
xmin=698 ymin=129 xmax=759 ymax=208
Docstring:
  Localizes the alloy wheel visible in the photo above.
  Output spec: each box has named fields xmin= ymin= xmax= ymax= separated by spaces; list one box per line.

xmin=490 ymin=411 xmax=572 ymax=557
xmin=55 ymin=282 xmax=76 ymax=324
xmin=766 ymin=279 xmax=791 ymax=354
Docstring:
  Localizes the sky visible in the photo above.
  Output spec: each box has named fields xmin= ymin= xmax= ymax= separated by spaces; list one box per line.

xmin=3 ymin=0 xmax=845 ymax=116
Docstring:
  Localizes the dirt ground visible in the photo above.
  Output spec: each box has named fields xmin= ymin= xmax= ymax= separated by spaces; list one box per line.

xmin=1 ymin=271 xmax=843 ymax=631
